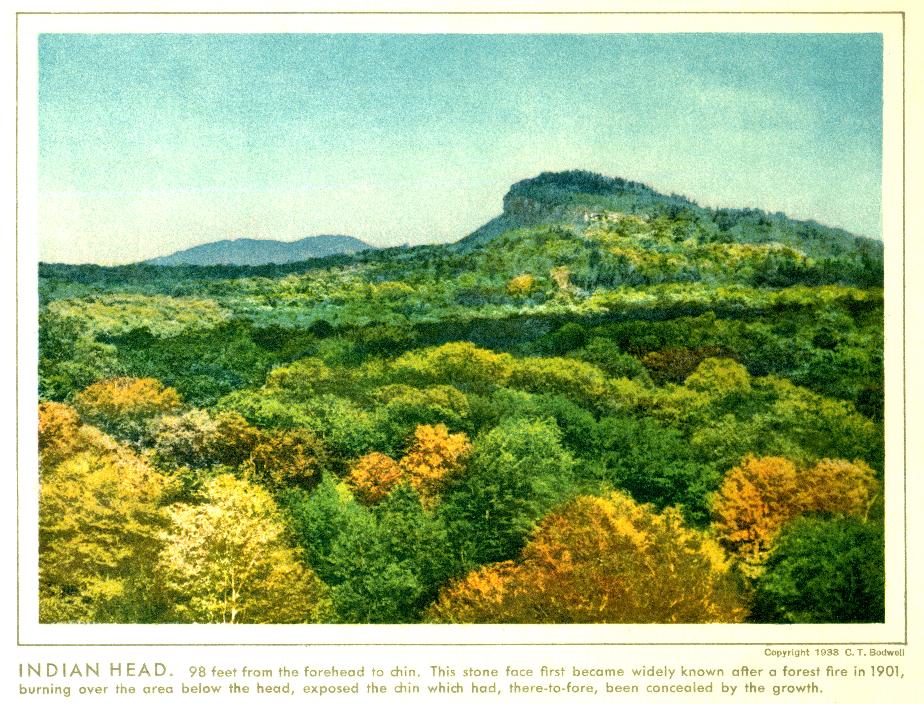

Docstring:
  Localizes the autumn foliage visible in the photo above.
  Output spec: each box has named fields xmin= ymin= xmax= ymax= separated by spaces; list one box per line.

xmin=507 ymin=273 xmax=538 ymax=296
xmin=36 ymin=170 xmax=885 ymax=625
xmin=399 ymin=424 xmax=470 ymax=503
xmin=797 ymin=458 xmax=879 ymax=518
xmin=244 ymin=428 xmax=329 ymax=491
xmin=711 ymin=456 xmax=800 ymax=564
xmin=39 ymin=402 xmax=83 ymax=468
xmin=712 ymin=455 xmax=880 ymax=567
xmin=347 ymin=424 xmax=470 ymax=506
xmin=74 ymin=377 xmax=182 ymax=442
xmin=346 ymin=452 xmax=403 ymax=504
xmin=39 ymin=443 xmax=168 ymax=622
xmin=428 ymin=492 xmax=746 ymax=624
xmin=158 ymin=475 xmax=331 ymax=624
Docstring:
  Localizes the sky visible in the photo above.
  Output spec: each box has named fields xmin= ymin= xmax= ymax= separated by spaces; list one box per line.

xmin=38 ymin=33 xmax=883 ymax=265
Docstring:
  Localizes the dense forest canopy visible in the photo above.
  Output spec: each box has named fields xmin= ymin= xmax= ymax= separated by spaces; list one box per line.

xmin=37 ymin=170 xmax=884 ymax=624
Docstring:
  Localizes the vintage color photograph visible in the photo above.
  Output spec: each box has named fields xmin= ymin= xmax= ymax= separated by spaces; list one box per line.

xmin=36 ymin=32 xmax=885 ymax=625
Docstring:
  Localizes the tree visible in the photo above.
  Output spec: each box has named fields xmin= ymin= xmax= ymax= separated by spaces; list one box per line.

xmin=391 ymin=342 xmax=514 ymax=393
xmin=39 ymin=445 xmax=168 ymax=623
xmin=282 ymin=473 xmax=368 ymax=583
xmin=642 ymin=347 xmax=728 ymax=384
xmin=264 ymin=357 xmax=334 ymax=400
xmin=751 ymin=517 xmax=884 ymax=623
xmin=152 ymin=409 xmax=218 ymax=468
xmin=509 ymin=357 xmax=609 ymax=409
xmin=346 ymin=452 xmax=404 ymax=504
xmin=154 ymin=409 xmax=262 ymax=469
xmin=284 ymin=478 xmax=452 ymax=623
xmin=39 ymin=402 xmax=82 ymax=469
xmin=428 ymin=493 xmax=746 ymax=624
xmin=797 ymin=458 xmax=879 ymax=518
xmin=158 ymin=475 xmax=331 ymax=624
xmin=38 ymin=310 xmax=123 ymax=401
xmin=326 ymin=485 xmax=452 ymax=623
xmin=244 ymin=428 xmax=330 ymax=491
xmin=483 ymin=389 xmax=598 ymax=459
xmin=377 ymin=384 xmax=471 ymax=435
xmin=711 ymin=456 xmax=800 ymax=566
xmin=399 ymin=424 xmax=470 ymax=506
xmin=713 ymin=454 xmax=883 ymax=573
xmin=507 ymin=273 xmax=538 ymax=297
xmin=591 ymin=413 xmax=719 ymax=525
xmin=548 ymin=322 xmax=587 ymax=354
xmin=346 ymin=425 xmax=470 ymax=506
xmin=440 ymin=418 xmax=575 ymax=566
xmin=74 ymin=377 xmax=182 ymax=443
xmin=684 ymin=357 xmax=751 ymax=397
xmin=550 ymin=266 xmax=572 ymax=291
xmin=569 ymin=337 xmax=652 ymax=383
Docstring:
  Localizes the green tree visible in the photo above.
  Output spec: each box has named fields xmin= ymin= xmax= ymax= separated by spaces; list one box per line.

xmin=591 ymin=413 xmax=719 ymax=524
xmin=283 ymin=473 xmax=368 ymax=583
xmin=264 ymin=357 xmax=335 ymax=400
xmin=440 ymin=418 xmax=575 ymax=566
xmin=327 ymin=485 xmax=452 ymax=623
xmin=751 ymin=517 xmax=884 ymax=623
xmin=569 ymin=337 xmax=652 ymax=383
xmin=38 ymin=310 xmax=123 ymax=401
xmin=285 ymin=478 xmax=451 ymax=623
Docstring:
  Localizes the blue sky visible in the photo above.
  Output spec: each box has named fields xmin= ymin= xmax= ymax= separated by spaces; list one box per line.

xmin=38 ymin=33 xmax=882 ymax=264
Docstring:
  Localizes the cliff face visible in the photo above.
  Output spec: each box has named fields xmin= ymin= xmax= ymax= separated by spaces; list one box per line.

xmin=457 ymin=170 xmax=881 ymax=262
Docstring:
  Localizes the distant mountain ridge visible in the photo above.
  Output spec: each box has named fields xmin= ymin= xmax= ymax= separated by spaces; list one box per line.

xmin=147 ymin=234 xmax=371 ymax=266
xmin=457 ymin=170 xmax=881 ymax=260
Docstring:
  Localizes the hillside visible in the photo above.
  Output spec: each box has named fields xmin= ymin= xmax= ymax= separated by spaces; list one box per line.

xmin=147 ymin=234 xmax=371 ymax=266
xmin=459 ymin=170 xmax=882 ymax=262
xmin=37 ymin=170 xmax=885 ymax=626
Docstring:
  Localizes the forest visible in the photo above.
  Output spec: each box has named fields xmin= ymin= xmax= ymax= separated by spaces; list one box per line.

xmin=37 ymin=170 xmax=885 ymax=625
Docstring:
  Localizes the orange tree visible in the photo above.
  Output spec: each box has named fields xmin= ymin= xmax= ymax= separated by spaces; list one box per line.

xmin=428 ymin=492 xmax=746 ymax=624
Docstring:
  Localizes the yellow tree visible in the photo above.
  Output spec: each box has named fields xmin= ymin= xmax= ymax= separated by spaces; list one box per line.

xmin=797 ymin=458 xmax=880 ymax=519
xmin=428 ymin=492 xmax=745 ymax=624
xmin=39 ymin=444 xmax=168 ymax=622
xmin=39 ymin=402 xmax=82 ymax=469
xmin=74 ymin=377 xmax=182 ymax=443
xmin=684 ymin=357 xmax=751 ymax=397
xmin=391 ymin=342 xmax=514 ymax=392
xmin=711 ymin=455 xmax=800 ymax=565
xmin=158 ymin=475 xmax=331 ymax=624
xmin=399 ymin=424 xmax=470 ymax=506
xmin=507 ymin=273 xmax=538 ymax=297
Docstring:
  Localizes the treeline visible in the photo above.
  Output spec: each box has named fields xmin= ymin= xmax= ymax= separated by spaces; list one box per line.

xmin=39 ymin=338 xmax=883 ymax=624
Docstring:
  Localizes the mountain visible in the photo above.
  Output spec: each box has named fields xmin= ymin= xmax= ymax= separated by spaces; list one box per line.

xmin=457 ymin=170 xmax=881 ymax=261
xmin=147 ymin=234 xmax=372 ymax=266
